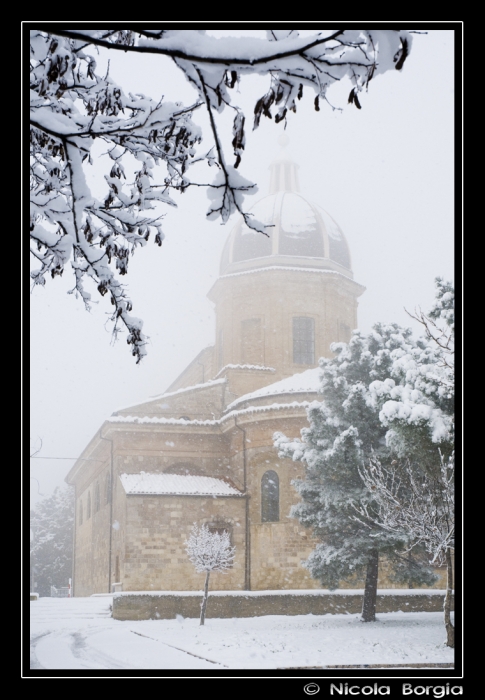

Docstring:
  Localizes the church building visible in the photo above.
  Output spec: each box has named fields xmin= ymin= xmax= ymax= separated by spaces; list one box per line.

xmin=66 ymin=148 xmax=367 ymax=596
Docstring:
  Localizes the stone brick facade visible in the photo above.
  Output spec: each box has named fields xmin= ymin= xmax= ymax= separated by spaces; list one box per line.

xmin=66 ymin=153 xmax=447 ymax=597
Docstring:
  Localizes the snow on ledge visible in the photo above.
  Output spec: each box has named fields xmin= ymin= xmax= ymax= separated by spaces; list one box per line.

xmin=120 ymin=472 xmax=243 ymax=496
xmin=222 ymin=401 xmax=313 ymax=422
xmin=108 ymin=401 xmax=313 ymax=427
xmin=91 ymin=593 xmax=114 ymax=598
xmin=113 ymin=589 xmax=450 ymax=597
xmin=109 ymin=415 xmax=219 ymax=426
xmin=214 ymin=363 xmax=276 ymax=379
xmin=219 ymin=265 xmax=357 ymax=283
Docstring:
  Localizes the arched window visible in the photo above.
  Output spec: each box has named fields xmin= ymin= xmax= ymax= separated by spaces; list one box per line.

xmin=87 ymin=491 xmax=91 ymax=519
xmin=261 ymin=470 xmax=279 ymax=522
xmin=105 ymin=472 xmax=112 ymax=504
xmin=293 ymin=317 xmax=315 ymax=365
xmin=94 ymin=482 xmax=101 ymax=513
xmin=79 ymin=500 xmax=83 ymax=526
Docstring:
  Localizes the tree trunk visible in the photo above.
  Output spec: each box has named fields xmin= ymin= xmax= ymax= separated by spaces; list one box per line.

xmin=200 ymin=571 xmax=210 ymax=626
xmin=444 ymin=548 xmax=454 ymax=648
xmin=361 ymin=549 xmax=379 ymax=622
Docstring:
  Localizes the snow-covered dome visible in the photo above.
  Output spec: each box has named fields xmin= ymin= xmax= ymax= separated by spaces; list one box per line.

xmin=220 ymin=147 xmax=352 ymax=277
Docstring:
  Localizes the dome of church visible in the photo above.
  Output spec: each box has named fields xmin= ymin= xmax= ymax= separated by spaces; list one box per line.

xmin=220 ymin=147 xmax=352 ymax=277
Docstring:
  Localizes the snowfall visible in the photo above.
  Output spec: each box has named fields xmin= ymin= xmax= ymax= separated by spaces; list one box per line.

xmin=29 ymin=595 xmax=454 ymax=671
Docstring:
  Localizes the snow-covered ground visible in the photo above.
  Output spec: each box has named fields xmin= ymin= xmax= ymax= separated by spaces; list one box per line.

xmin=29 ymin=596 xmax=454 ymax=671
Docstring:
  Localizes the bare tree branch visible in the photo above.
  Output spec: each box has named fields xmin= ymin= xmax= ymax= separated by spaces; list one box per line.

xmin=30 ymin=28 xmax=415 ymax=359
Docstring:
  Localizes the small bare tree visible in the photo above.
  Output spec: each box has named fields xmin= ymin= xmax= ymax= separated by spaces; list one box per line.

xmin=185 ymin=523 xmax=235 ymax=626
xmin=354 ymin=452 xmax=455 ymax=647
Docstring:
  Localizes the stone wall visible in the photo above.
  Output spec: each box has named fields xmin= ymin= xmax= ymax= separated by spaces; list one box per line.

xmin=71 ymin=410 xmax=449 ymax=596
xmin=209 ymin=268 xmax=361 ymax=384
xmin=122 ymin=493 xmax=247 ymax=591
xmin=112 ymin=590 xmax=453 ymax=621
xmin=114 ymin=428 xmax=232 ymax=480
xmin=115 ymin=380 xmax=226 ymax=422
xmin=73 ymin=438 xmax=112 ymax=597
xmin=244 ymin=432 xmax=320 ymax=591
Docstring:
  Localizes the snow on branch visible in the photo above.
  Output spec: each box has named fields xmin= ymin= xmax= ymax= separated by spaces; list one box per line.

xmin=354 ymin=449 xmax=455 ymax=646
xmin=185 ymin=522 xmax=236 ymax=625
xmin=405 ymin=278 xmax=455 ymax=373
xmin=354 ymin=452 xmax=455 ymax=567
xmin=185 ymin=522 xmax=235 ymax=574
xmin=30 ymin=29 xmax=415 ymax=359
xmin=367 ymin=280 xmax=455 ymax=449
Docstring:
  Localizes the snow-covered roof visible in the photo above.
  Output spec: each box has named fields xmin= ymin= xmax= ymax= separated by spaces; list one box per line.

xmin=226 ymin=367 xmax=322 ymax=411
xmin=120 ymin=472 xmax=242 ymax=496
xmin=113 ymin=378 xmax=226 ymax=414
xmin=148 ymin=377 xmax=226 ymax=401
xmin=214 ymin=363 xmax=275 ymax=379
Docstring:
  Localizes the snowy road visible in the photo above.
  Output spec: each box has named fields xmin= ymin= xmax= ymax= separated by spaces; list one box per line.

xmin=29 ymin=597 xmax=223 ymax=670
xmin=29 ymin=596 xmax=454 ymax=671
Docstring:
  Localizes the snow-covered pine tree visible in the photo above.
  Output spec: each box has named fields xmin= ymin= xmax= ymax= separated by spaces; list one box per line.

xmin=363 ymin=279 xmax=455 ymax=644
xmin=369 ymin=278 xmax=454 ymax=469
xmin=274 ymin=323 xmax=437 ymax=622
xmin=30 ymin=486 xmax=74 ymax=596
xmin=185 ymin=523 xmax=235 ymax=625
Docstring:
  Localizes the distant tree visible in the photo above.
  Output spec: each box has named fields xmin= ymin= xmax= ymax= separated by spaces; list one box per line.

xmin=185 ymin=523 xmax=235 ymax=625
xmin=30 ymin=437 xmax=44 ymax=498
xmin=30 ymin=486 xmax=74 ymax=596
xmin=274 ymin=324 xmax=437 ymax=622
xmin=29 ymin=28 xmax=414 ymax=361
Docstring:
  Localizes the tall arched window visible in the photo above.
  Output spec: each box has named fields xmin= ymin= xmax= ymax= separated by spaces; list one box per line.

xmin=105 ymin=472 xmax=112 ymax=504
xmin=87 ymin=491 xmax=91 ymax=519
xmin=79 ymin=500 xmax=83 ymax=526
xmin=261 ymin=470 xmax=279 ymax=522
xmin=94 ymin=482 xmax=101 ymax=513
